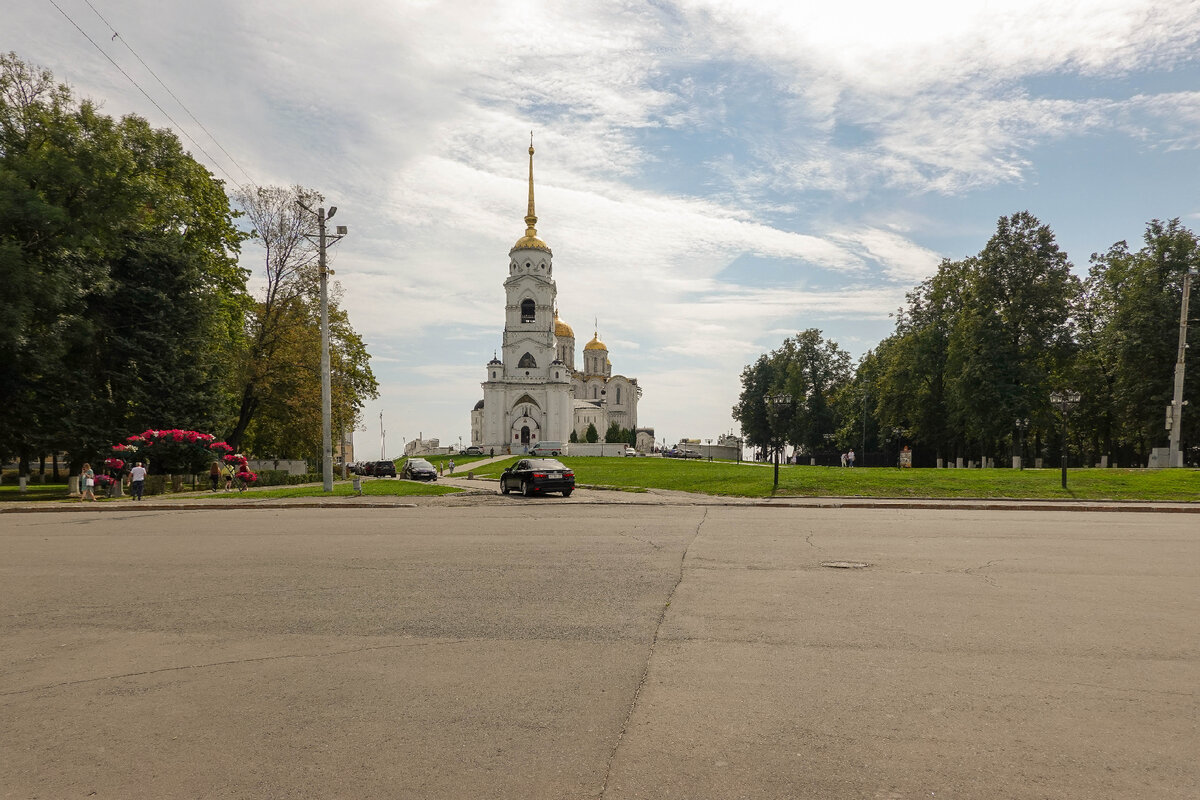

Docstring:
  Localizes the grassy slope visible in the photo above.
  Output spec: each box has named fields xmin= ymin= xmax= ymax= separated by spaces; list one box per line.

xmin=469 ymin=457 xmax=1200 ymax=501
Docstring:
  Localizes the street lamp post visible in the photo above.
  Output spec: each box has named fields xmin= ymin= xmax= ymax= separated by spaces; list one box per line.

xmin=1014 ymin=418 xmax=1029 ymax=470
xmin=297 ymin=201 xmax=347 ymax=492
xmin=765 ymin=393 xmax=793 ymax=491
xmin=1168 ymin=267 xmax=1197 ymax=468
xmin=1050 ymin=391 xmax=1080 ymax=490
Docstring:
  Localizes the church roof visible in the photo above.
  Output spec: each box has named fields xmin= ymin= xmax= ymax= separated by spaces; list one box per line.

xmin=473 ymin=399 xmax=485 ymax=410
xmin=554 ymin=311 xmax=574 ymax=339
xmin=584 ymin=332 xmax=607 ymax=352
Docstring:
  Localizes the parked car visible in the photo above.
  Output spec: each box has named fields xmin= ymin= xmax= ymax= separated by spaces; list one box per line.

xmin=529 ymin=441 xmax=565 ymax=456
xmin=374 ymin=460 xmax=397 ymax=477
xmin=357 ymin=462 xmax=374 ymax=476
xmin=401 ymin=458 xmax=437 ymax=481
xmin=624 ymin=446 xmax=637 ymax=457
xmin=462 ymin=445 xmax=485 ymax=456
xmin=679 ymin=449 xmax=703 ymax=459
xmin=500 ymin=458 xmax=574 ymax=497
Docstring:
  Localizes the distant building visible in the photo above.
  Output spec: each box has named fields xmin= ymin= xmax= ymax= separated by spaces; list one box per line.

xmin=472 ymin=141 xmax=642 ymax=451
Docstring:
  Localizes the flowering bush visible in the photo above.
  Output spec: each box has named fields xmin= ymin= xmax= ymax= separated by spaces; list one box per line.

xmin=237 ymin=470 xmax=259 ymax=484
xmin=103 ymin=430 xmax=239 ymax=475
xmin=94 ymin=474 xmax=115 ymax=488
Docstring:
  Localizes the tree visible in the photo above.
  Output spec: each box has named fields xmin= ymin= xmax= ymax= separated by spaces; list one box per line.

xmin=604 ymin=421 xmax=623 ymax=443
xmin=732 ymin=329 xmax=851 ymax=456
xmin=584 ymin=423 xmax=599 ymax=443
xmin=227 ymin=184 xmax=377 ymax=455
xmin=1078 ymin=219 xmax=1200 ymax=462
xmin=0 ymin=53 xmax=248 ymax=475
xmin=569 ymin=429 xmax=579 ymax=443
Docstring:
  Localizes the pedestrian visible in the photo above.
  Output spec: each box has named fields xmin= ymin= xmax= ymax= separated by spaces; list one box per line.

xmin=840 ymin=452 xmax=847 ymax=468
xmin=489 ymin=448 xmax=494 ymax=457
xmin=80 ymin=463 xmax=97 ymax=501
xmin=209 ymin=460 xmax=222 ymax=491
xmin=129 ymin=461 xmax=147 ymax=501
xmin=222 ymin=462 xmax=234 ymax=491
xmin=448 ymin=459 xmax=455 ymax=475
xmin=848 ymin=448 xmax=856 ymax=467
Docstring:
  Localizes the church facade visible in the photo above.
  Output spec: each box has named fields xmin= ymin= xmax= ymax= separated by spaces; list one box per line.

xmin=470 ymin=143 xmax=640 ymax=452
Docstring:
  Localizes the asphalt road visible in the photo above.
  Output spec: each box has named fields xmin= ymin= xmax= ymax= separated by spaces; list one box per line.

xmin=2 ymin=505 xmax=1197 ymax=798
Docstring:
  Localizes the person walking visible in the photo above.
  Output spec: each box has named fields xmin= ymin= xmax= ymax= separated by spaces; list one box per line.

xmin=129 ymin=462 xmax=147 ymax=501
xmin=209 ymin=460 xmax=222 ymax=492
xmin=448 ymin=459 xmax=455 ymax=475
xmin=222 ymin=462 xmax=234 ymax=491
xmin=847 ymin=449 xmax=856 ymax=467
xmin=80 ymin=463 xmax=97 ymax=501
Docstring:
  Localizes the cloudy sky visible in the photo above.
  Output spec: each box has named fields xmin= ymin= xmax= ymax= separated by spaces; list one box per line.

xmin=9 ymin=0 xmax=1200 ymax=455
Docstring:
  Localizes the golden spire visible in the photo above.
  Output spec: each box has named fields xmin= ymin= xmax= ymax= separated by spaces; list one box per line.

xmin=525 ymin=131 xmax=537 ymax=236
xmin=511 ymin=133 xmax=552 ymax=254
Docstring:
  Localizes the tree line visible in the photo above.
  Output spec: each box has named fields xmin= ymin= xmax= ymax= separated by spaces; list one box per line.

xmin=0 ymin=54 xmax=377 ymax=477
xmin=734 ymin=211 xmax=1199 ymax=468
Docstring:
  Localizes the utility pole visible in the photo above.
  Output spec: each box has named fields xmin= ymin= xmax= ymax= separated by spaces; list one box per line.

xmin=297 ymin=201 xmax=347 ymax=492
xmin=380 ymin=411 xmax=386 ymax=460
xmin=1168 ymin=268 xmax=1197 ymax=468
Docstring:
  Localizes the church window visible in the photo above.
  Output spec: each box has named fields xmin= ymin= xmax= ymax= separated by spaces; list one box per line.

xmin=592 ymin=386 xmax=597 ymax=399
xmin=518 ymin=352 xmax=537 ymax=369
xmin=616 ymin=387 xmax=621 ymax=404
xmin=521 ymin=299 xmax=535 ymax=323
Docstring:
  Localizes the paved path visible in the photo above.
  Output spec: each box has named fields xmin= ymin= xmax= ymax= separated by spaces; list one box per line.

xmin=2 ymin=505 xmax=1196 ymax=798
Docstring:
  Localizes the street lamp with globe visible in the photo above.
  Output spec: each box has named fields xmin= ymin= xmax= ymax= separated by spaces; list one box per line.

xmin=1050 ymin=391 xmax=1081 ymax=489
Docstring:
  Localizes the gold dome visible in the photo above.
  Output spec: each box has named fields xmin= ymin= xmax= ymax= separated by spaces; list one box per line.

xmin=554 ymin=312 xmax=574 ymax=339
xmin=511 ymin=234 xmax=552 ymax=254
xmin=584 ymin=333 xmax=607 ymax=352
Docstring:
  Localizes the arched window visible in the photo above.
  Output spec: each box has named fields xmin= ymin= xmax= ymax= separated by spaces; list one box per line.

xmin=518 ymin=352 xmax=537 ymax=369
xmin=521 ymin=299 xmax=535 ymax=323
xmin=616 ymin=387 xmax=621 ymax=405
xmin=592 ymin=386 xmax=597 ymax=399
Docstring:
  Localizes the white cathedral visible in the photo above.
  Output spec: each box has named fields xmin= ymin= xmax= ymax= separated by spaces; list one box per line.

xmin=470 ymin=142 xmax=641 ymax=452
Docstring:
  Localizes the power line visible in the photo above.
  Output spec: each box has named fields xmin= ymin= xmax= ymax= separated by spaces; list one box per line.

xmin=79 ymin=0 xmax=258 ymax=189
xmin=44 ymin=0 xmax=250 ymax=193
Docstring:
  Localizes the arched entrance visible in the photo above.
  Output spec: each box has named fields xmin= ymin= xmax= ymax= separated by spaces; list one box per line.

xmin=510 ymin=415 xmax=541 ymax=452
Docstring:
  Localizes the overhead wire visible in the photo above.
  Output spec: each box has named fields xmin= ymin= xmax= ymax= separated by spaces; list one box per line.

xmin=44 ymin=0 xmax=255 ymax=194
xmin=79 ymin=0 xmax=259 ymax=190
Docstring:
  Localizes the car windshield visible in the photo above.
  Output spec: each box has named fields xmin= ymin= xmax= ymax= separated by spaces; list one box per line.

xmin=525 ymin=459 xmax=566 ymax=470
xmin=409 ymin=459 xmax=432 ymax=469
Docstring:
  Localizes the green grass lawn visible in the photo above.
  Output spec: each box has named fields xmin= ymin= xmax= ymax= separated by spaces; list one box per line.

xmin=0 ymin=484 xmax=74 ymax=502
xmin=468 ymin=456 xmax=1200 ymax=501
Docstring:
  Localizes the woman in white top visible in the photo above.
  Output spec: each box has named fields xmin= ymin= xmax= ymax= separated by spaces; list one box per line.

xmin=80 ymin=463 xmax=96 ymax=501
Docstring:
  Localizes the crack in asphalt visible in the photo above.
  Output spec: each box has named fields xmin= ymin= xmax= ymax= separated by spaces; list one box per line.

xmin=598 ymin=507 xmax=708 ymax=799
xmin=0 ymin=639 xmax=473 ymax=698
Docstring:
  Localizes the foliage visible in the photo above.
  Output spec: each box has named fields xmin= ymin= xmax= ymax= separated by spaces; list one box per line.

xmin=604 ymin=421 xmax=623 ymax=443
xmin=0 ymin=53 xmax=249 ymax=471
xmin=227 ymin=184 xmax=378 ymax=458
xmin=732 ymin=329 xmax=851 ymax=454
xmin=569 ymin=429 xmax=579 ymax=443
xmin=584 ymin=423 xmax=599 ymax=443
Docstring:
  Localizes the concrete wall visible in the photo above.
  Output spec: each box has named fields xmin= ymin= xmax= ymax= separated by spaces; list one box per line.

xmin=561 ymin=443 xmax=630 ymax=457
xmin=247 ymin=459 xmax=308 ymax=476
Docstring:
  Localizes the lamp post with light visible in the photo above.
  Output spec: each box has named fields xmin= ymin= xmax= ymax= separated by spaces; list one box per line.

xmin=297 ymin=201 xmax=347 ymax=492
xmin=1050 ymin=391 xmax=1080 ymax=490
xmin=1014 ymin=418 xmax=1029 ymax=470
xmin=765 ymin=393 xmax=794 ymax=491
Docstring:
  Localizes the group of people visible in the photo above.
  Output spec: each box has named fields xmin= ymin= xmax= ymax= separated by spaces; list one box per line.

xmin=78 ymin=461 xmax=147 ymax=501
xmin=208 ymin=460 xmax=246 ymax=492
xmin=839 ymin=449 xmax=856 ymax=467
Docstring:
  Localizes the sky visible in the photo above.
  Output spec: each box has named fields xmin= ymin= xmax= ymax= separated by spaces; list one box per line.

xmin=8 ymin=0 xmax=1200 ymax=457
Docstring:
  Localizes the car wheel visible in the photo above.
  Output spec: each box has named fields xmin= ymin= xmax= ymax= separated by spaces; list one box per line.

xmin=501 ymin=480 xmax=509 ymax=495
xmin=522 ymin=480 xmax=532 ymax=497
xmin=562 ymin=488 xmax=573 ymax=497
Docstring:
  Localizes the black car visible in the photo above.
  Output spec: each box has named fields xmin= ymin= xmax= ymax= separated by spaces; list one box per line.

xmin=401 ymin=458 xmax=437 ymax=481
xmin=500 ymin=458 xmax=574 ymax=497
xmin=374 ymin=460 xmax=397 ymax=477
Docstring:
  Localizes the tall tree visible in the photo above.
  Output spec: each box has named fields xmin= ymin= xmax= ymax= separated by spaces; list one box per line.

xmin=0 ymin=53 xmax=247 ymax=472
xmin=226 ymin=184 xmax=379 ymax=453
